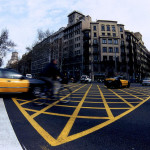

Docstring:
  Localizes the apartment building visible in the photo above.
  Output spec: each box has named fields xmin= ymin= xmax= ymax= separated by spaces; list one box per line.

xmin=62 ymin=11 xmax=91 ymax=79
xmin=30 ymin=10 xmax=150 ymax=81
xmin=125 ymin=31 xmax=150 ymax=80
xmin=31 ymin=36 xmax=51 ymax=77
xmin=88 ymin=20 xmax=126 ymax=80
xmin=31 ymin=27 xmax=64 ymax=77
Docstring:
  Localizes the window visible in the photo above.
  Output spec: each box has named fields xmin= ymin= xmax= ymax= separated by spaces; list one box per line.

xmin=103 ymin=47 xmax=107 ymax=52
xmin=3 ymin=70 xmax=22 ymax=79
xmin=121 ymin=47 xmax=125 ymax=52
xmin=93 ymin=47 xmax=98 ymax=52
xmin=107 ymin=33 xmax=111 ymax=36
xmin=77 ymin=50 xmax=80 ymax=55
xmin=102 ymin=33 xmax=105 ymax=36
xmin=114 ymin=39 xmax=118 ymax=44
xmin=121 ymin=34 xmax=124 ymax=38
xmin=121 ymin=41 xmax=124 ymax=45
xmin=120 ymin=27 xmax=123 ymax=32
xmin=93 ymin=26 xmax=96 ymax=30
xmin=84 ymin=32 xmax=89 ymax=38
xmin=127 ymin=35 xmax=130 ymax=40
xmin=102 ymin=39 xmax=107 ymax=44
xmin=93 ymin=64 xmax=98 ymax=72
xmin=93 ymin=39 xmax=97 ymax=44
xmin=108 ymin=47 xmax=113 ymax=53
xmin=112 ymin=26 xmax=116 ymax=32
xmin=94 ymin=32 xmax=97 ymax=37
xmin=75 ymin=43 xmax=80 ymax=48
xmin=94 ymin=55 xmax=98 ymax=60
xmin=75 ymin=50 xmax=80 ymax=55
xmin=101 ymin=25 xmax=105 ymax=31
xmin=107 ymin=25 xmax=110 ymax=31
xmin=114 ymin=47 xmax=119 ymax=53
xmin=113 ymin=33 xmax=116 ymax=37
xmin=103 ymin=56 xmax=107 ymax=61
xmin=108 ymin=39 xmax=112 ymax=44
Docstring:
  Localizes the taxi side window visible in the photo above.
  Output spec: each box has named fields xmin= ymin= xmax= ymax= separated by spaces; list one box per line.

xmin=3 ymin=70 xmax=22 ymax=79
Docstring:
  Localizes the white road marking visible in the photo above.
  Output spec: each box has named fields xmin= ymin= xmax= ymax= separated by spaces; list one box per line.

xmin=0 ymin=98 xmax=22 ymax=150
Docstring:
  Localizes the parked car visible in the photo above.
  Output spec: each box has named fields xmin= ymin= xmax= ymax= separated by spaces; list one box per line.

xmin=0 ymin=68 xmax=45 ymax=96
xmin=104 ymin=76 xmax=130 ymax=88
xmin=80 ymin=75 xmax=91 ymax=83
xmin=142 ymin=78 xmax=150 ymax=86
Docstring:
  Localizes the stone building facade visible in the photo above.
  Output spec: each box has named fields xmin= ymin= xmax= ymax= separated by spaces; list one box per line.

xmin=31 ymin=10 xmax=150 ymax=81
xmin=6 ymin=52 xmax=18 ymax=67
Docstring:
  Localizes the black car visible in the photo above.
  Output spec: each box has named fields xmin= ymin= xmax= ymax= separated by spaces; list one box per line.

xmin=104 ymin=76 xmax=130 ymax=88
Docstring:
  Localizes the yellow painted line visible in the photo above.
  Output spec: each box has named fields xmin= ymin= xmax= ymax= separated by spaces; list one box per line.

xmin=56 ymin=104 xmax=77 ymax=108
xmin=20 ymin=83 xmax=82 ymax=106
xmin=109 ymin=89 xmax=134 ymax=108
xmin=125 ymin=88 xmax=150 ymax=96
xmin=57 ymin=85 xmax=92 ymax=140
xmin=120 ymin=98 xmax=142 ymax=99
xmin=12 ymin=84 xmax=150 ymax=146
xmin=77 ymin=116 xmax=109 ymax=119
xmin=119 ymin=89 xmax=145 ymax=101
xmin=107 ymin=102 xmax=139 ymax=103
xmin=86 ymin=95 xmax=101 ymax=96
xmin=73 ymin=93 xmax=87 ymax=95
xmin=97 ymin=85 xmax=114 ymax=119
xmin=71 ymin=96 xmax=84 ymax=98
xmin=31 ymin=84 xmax=87 ymax=118
xmin=86 ymin=97 xmax=102 ymax=99
xmin=12 ymin=98 xmax=58 ymax=146
xmin=82 ymin=101 xmax=103 ymax=103
xmin=66 ymin=84 xmax=82 ymax=88
xmin=24 ymin=108 xmax=110 ymax=119
xmin=55 ymin=96 xmax=150 ymax=146
xmin=69 ymin=100 xmax=82 ymax=103
xmin=81 ymin=107 xmax=105 ymax=109
xmin=24 ymin=108 xmax=72 ymax=117
xmin=20 ymin=98 xmax=50 ymax=106
xmin=103 ymin=98 xmax=121 ymax=99
xmin=110 ymin=108 xmax=130 ymax=110
xmin=103 ymin=95 xmax=123 ymax=96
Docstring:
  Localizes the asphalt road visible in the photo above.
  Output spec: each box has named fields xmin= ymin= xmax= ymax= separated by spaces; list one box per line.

xmin=2 ymin=83 xmax=150 ymax=150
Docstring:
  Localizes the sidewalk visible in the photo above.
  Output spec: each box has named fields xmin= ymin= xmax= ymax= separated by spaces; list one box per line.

xmin=0 ymin=98 xmax=22 ymax=150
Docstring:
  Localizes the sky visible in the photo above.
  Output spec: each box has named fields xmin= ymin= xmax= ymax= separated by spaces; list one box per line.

xmin=0 ymin=0 xmax=150 ymax=67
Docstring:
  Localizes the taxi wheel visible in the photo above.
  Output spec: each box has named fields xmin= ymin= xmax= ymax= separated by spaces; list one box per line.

xmin=127 ymin=82 xmax=130 ymax=88
xmin=31 ymin=86 xmax=42 ymax=98
xmin=107 ymin=85 xmax=111 ymax=88
xmin=118 ymin=82 xmax=122 ymax=88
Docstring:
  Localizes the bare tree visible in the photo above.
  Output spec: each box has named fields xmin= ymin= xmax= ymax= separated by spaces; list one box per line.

xmin=37 ymin=29 xmax=45 ymax=42
xmin=37 ymin=29 xmax=53 ymax=42
xmin=26 ymin=46 xmax=32 ymax=52
xmin=25 ymin=29 xmax=53 ymax=53
xmin=0 ymin=29 xmax=16 ymax=66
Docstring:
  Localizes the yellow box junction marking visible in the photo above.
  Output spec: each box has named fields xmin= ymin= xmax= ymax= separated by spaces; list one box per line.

xmin=125 ymin=88 xmax=150 ymax=96
xmin=108 ymin=89 xmax=134 ymax=108
xmin=97 ymin=85 xmax=114 ymax=119
xmin=57 ymin=85 xmax=92 ymax=140
xmin=12 ymin=84 xmax=150 ymax=146
xmin=118 ymin=89 xmax=144 ymax=101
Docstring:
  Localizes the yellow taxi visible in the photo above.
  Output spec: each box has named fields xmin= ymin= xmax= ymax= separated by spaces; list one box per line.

xmin=0 ymin=68 xmax=45 ymax=96
xmin=104 ymin=76 xmax=130 ymax=88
